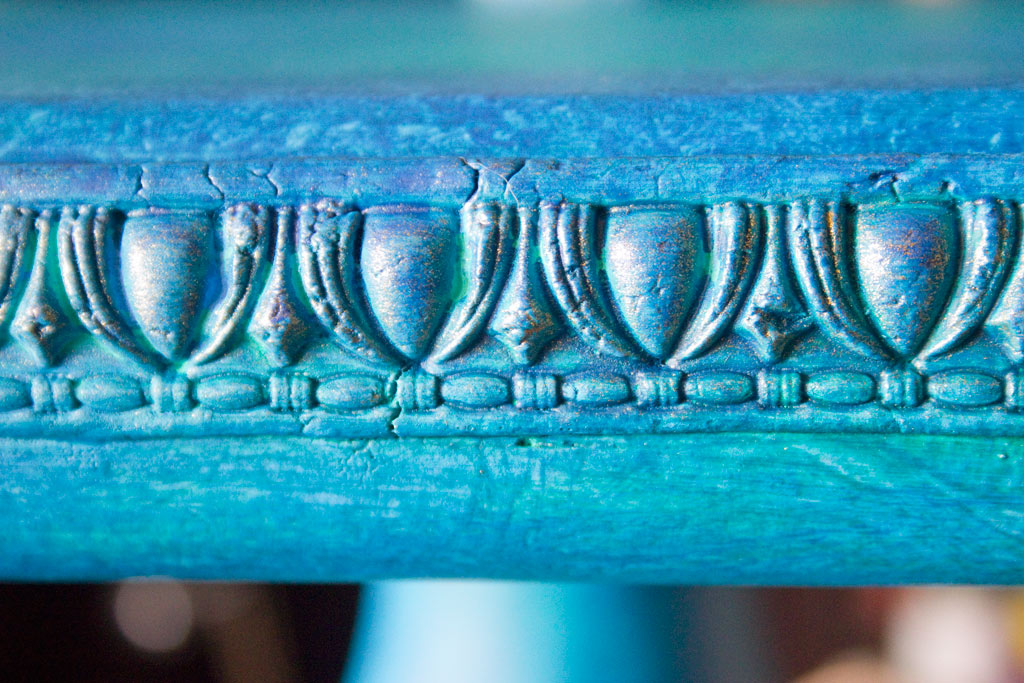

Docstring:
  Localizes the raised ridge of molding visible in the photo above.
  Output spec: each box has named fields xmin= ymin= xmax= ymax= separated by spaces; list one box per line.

xmin=0 ymin=155 xmax=1023 ymax=440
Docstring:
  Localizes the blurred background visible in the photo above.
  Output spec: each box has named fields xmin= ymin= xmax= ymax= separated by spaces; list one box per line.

xmin=2 ymin=0 xmax=1024 ymax=93
xmin=4 ymin=583 xmax=1024 ymax=682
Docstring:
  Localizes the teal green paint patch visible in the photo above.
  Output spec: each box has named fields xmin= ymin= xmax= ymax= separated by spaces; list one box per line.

xmin=1 ymin=433 xmax=1022 ymax=583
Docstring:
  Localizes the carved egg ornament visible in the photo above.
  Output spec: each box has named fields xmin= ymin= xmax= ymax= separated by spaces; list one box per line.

xmin=852 ymin=204 xmax=958 ymax=358
xmin=121 ymin=208 xmax=216 ymax=360
xmin=59 ymin=204 xmax=273 ymax=368
xmin=604 ymin=204 xmax=707 ymax=359
xmin=298 ymin=201 xmax=511 ymax=367
xmin=539 ymin=201 xmax=761 ymax=364
xmin=790 ymin=199 xmax=1016 ymax=363
xmin=359 ymin=205 xmax=459 ymax=361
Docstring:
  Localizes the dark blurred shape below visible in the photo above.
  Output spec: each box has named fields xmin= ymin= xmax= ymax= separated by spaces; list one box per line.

xmin=0 ymin=583 xmax=359 ymax=683
xmin=4 ymin=584 xmax=1024 ymax=682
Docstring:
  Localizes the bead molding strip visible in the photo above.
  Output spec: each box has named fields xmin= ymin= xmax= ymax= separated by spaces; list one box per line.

xmin=8 ymin=369 xmax=1024 ymax=413
xmin=3 ymin=157 xmax=1024 ymax=438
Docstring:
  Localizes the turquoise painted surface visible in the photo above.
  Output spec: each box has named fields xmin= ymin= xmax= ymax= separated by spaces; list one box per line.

xmin=4 ymin=90 xmax=1024 ymax=163
xmin=0 ymin=98 xmax=1023 ymax=578
xmin=1 ymin=432 xmax=1023 ymax=583
xmin=0 ymin=2 xmax=1022 ymax=583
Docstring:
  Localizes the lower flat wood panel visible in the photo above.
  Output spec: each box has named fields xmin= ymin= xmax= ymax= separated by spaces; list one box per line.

xmin=1 ymin=433 xmax=1020 ymax=583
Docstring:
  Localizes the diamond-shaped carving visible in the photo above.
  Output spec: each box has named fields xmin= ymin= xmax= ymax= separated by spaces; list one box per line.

xmin=12 ymin=291 xmax=74 ymax=366
xmin=738 ymin=303 xmax=812 ymax=361
xmin=490 ymin=284 xmax=561 ymax=364
xmin=250 ymin=274 xmax=314 ymax=367
xmin=737 ymin=205 xmax=811 ymax=361
xmin=489 ymin=217 xmax=561 ymax=364
xmin=249 ymin=208 xmax=316 ymax=367
xmin=12 ymin=214 xmax=75 ymax=366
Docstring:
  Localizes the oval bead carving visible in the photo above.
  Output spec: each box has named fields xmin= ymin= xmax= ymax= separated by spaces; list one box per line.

xmin=853 ymin=204 xmax=957 ymax=358
xmin=122 ymin=209 xmax=215 ymax=360
xmin=685 ymin=371 xmax=754 ymax=405
xmin=604 ymin=204 xmax=706 ymax=360
xmin=76 ymin=375 xmax=145 ymax=412
xmin=562 ymin=372 xmax=631 ymax=406
xmin=441 ymin=373 xmax=511 ymax=409
xmin=195 ymin=374 xmax=265 ymax=412
xmin=0 ymin=377 xmax=30 ymax=411
xmin=928 ymin=370 xmax=1002 ymax=408
xmin=316 ymin=374 xmax=389 ymax=411
xmin=805 ymin=371 xmax=876 ymax=405
xmin=360 ymin=205 xmax=458 ymax=361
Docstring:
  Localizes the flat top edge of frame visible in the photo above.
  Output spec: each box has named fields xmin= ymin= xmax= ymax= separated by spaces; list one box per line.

xmin=4 ymin=85 xmax=1024 ymax=103
xmin=6 ymin=87 xmax=1024 ymax=162
xmin=2 ymin=85 xmax=1023 ymax=132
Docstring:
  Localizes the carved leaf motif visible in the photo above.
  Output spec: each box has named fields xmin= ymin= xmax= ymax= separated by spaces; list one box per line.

xmin=736 ymin=205 xmax=812 ymax=362
xmin=429 ymin=202 xmax=514 ymax=363
xmin=489 ymin=207 xmax=563 ymax=364
xmin=0 ymin=205 xmax=34 ymax=334
xmin=296 ymin=200 xmax=396 ymax=366
xmin=668 ymin=202 xmax=763 ymax=365
xmin=249 ymin=207 xmax=316 ymax=366
xmin=191 ymin=203 xmax=272 ymax=365
xmin=57 ymin=206 xmax=161 ymax=368
xmin=604 ymin=204 xmax=705 ymax=361
xmin=538 ymin=201 xmax=637 ymax=359
xmin=788 ymin=199 xmax=888 ymax=360
xmin=921 ymin=199 xmax=1017 ymax=361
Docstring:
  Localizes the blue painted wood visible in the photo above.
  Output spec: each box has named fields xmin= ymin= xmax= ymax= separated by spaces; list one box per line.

xmin=1 ymin=2 xmax=1024 ymax=582
xmin=3 ymin=90 xmax=1024 ymax=163
xmin=2 ymin=152 xmax=1024 ymax=440
xmin=2 ymin=432 xmax=1024 ymax=583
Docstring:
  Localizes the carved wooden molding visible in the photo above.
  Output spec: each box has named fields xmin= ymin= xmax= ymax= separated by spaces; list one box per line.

xmin=2 ymin=158 xmax=1024 ymax=439
xmin=5 ymin=81 xmax=1024 ymax=583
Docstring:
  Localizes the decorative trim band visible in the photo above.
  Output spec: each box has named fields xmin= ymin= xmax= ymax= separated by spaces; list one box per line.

xmin=4 ymin=158 xmax=1024 ymax=438
xmin=11 ymin=367 xmax=1024 ymax=413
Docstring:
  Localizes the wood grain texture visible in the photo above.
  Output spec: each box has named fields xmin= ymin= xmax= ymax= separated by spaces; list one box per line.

xmin=1 ymin=433 xmax=1022 ymax=583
